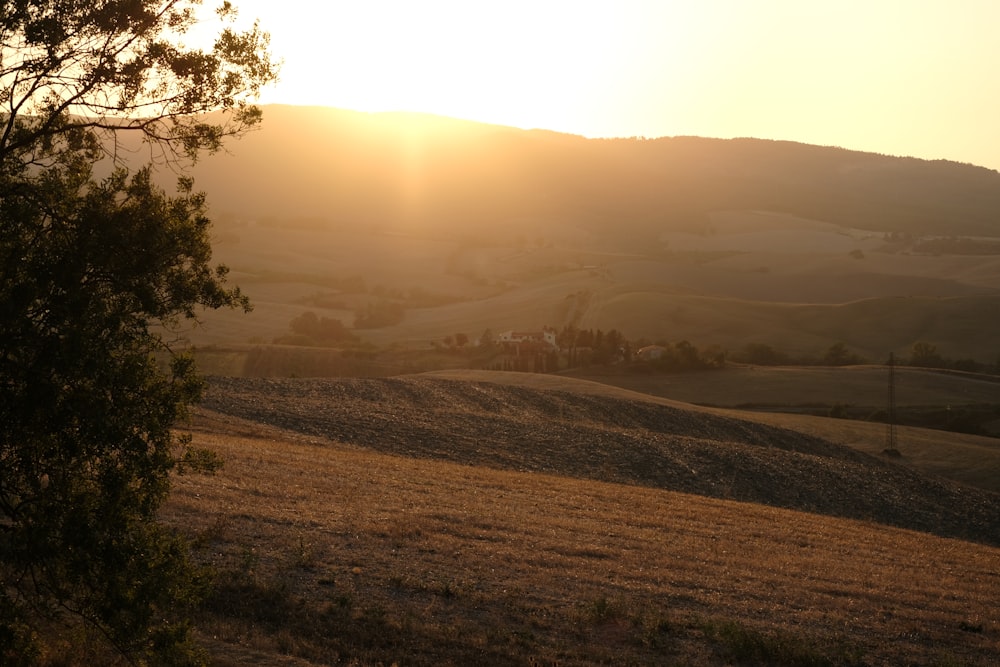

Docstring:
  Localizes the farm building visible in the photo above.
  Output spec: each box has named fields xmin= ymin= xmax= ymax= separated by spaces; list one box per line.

xmin=497 ymin=329 xmax=558 ymax=350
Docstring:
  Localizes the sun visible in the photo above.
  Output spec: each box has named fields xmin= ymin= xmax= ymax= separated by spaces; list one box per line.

xmin=189 ymin=0 xmax=1000 ymax=171
xmin=243 ymin=0 xmax=673 ymax=136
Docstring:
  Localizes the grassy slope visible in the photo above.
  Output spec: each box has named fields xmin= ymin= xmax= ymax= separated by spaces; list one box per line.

xmin=166 ymin=413 xmax=1000 ymax=665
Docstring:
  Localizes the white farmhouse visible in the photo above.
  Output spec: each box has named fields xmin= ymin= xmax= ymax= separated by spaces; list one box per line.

xmin=497 ymin=329 xmax=558 ymax=349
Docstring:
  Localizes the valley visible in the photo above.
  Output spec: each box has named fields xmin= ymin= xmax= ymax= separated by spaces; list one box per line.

xmin=161 ymin=107 xmax=1000 ymax=367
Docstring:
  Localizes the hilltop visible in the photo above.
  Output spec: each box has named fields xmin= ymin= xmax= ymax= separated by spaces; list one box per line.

xmin=187 ymin=105 xmax=1000 ymax=239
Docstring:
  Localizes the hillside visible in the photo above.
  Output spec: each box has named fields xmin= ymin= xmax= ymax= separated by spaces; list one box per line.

xmin=114 ymin=104 xmax=998 ymax=362
xmin=186 ymin=106 xmax=1000 ymax=239
xmin=168 ymin=430 xmax=1000 ymax=667
xmin=189 ymin=213 xmax=1000 ymax=359
xmin=160 ymin=374 xmax=1000 ymax=665
xmin=135 ymin=107 xmax=999 ymax=361
xmin=200 ymin=375 xmax=1000 ymax=547
xmin=429 ymin=368 xmax=1000 ymax=494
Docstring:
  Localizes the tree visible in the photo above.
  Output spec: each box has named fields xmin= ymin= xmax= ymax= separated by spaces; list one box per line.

xmin=823 ymin=341 xmax=864 ymax=366
xmin=1 ymin=2 xmax=276 ymax=662
xmin=738 ymin=342 xmax=788 ymax=366
xmin=285 ymin=310 xmax=356 ymax=345
xmin=592 ymin=328 xmax=624 ymax=364
xmin=701 ymin=344 xmax=727 ymax=368
xmin=672 ymin=340 xmax=700 ymax=369
xmin=909 ymin=341 xmax=944 ymax=368
xmin=478 ymin=328 xmax=495 ymax=348
xmin=1 ymin=0 xmax=275 ymax=166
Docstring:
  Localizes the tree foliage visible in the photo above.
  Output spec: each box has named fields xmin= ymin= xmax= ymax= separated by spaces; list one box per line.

xmin=822 ymin=342 xmax=866 ymax=366
xmin=0 ymin=1 xmax=276 ymax=662
xmin=280 ymin=310 xmax=357 ymax=346
xmin=734 ymin=343 xmax=789 ymax=366
xmin=908 ymin=341 xmax=945 ymax=369
xmin=1 ymin=0 xmax=276 ymax=166
xmin=644 ymin=340 xmax=726 ymax=372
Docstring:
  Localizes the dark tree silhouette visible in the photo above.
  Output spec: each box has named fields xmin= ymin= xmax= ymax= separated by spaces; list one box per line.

xmin=0 ymin=2 xmax=277 ymax=662
xmin=909 ymin=341 xmax=945 ymax=368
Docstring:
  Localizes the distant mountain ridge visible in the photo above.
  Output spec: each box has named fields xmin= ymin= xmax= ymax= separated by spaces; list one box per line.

xmin=183 ymin=105 xmax=1000 ymax=238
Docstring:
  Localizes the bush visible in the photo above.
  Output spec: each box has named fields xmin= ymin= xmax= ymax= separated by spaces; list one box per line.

xmin=282 ymin=311 xmax=358 ymax=345
xmin=734 ymin=343 xmax=789 ymax=366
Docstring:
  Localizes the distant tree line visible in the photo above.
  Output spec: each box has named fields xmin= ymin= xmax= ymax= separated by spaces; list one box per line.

xmin=731 ymin=342 xmax=867 ymax=367
xmin=554 ymin=326 xmax=726 ymax=370
xmin=275 ymin=312 xmax=1000 ymax=377
xmin=903 ymin=341 xmax=998 ymax=374
xmin=466 ymin=326 xmax=729 ymax=374
xmin=733 ymin=340 xmax=999 ymax=374
xmin=637 ymin=340 xmax=727 ymax=372
xmin=556 ymin=326 xmax=629 ymax=365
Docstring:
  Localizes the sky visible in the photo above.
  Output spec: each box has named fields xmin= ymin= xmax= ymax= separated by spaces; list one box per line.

xmin=225 ymin=0 xmax=1000 ymax=170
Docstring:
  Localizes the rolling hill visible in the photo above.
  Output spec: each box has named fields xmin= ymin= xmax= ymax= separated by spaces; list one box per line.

xmin=185 ymin=106 xmax=1000 ymax=239
xmin=200 ymin=374 xmax=1000 ymax=547
xmin=140 ymin=105 xmax=1000 ymax=364
xmin=156 ymin=372 xmax=1000 ymax=665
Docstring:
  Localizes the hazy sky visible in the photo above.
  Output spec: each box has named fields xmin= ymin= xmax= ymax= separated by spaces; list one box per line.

xmin=229 ymin=0 xmax=1000 ymax=170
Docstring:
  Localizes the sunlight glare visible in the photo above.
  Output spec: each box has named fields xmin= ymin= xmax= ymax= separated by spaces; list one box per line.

xmin=221 ymin=0 xmax=1000 ymax=169
xmin=253 ymin=1 xmax=696 ymax=135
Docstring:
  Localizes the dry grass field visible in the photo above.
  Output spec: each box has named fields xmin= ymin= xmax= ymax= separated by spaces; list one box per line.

xmin=165 ymin=421 xmax=998 ymax=665
xmin=149 ymin=374 xmax=1000 ymax=665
